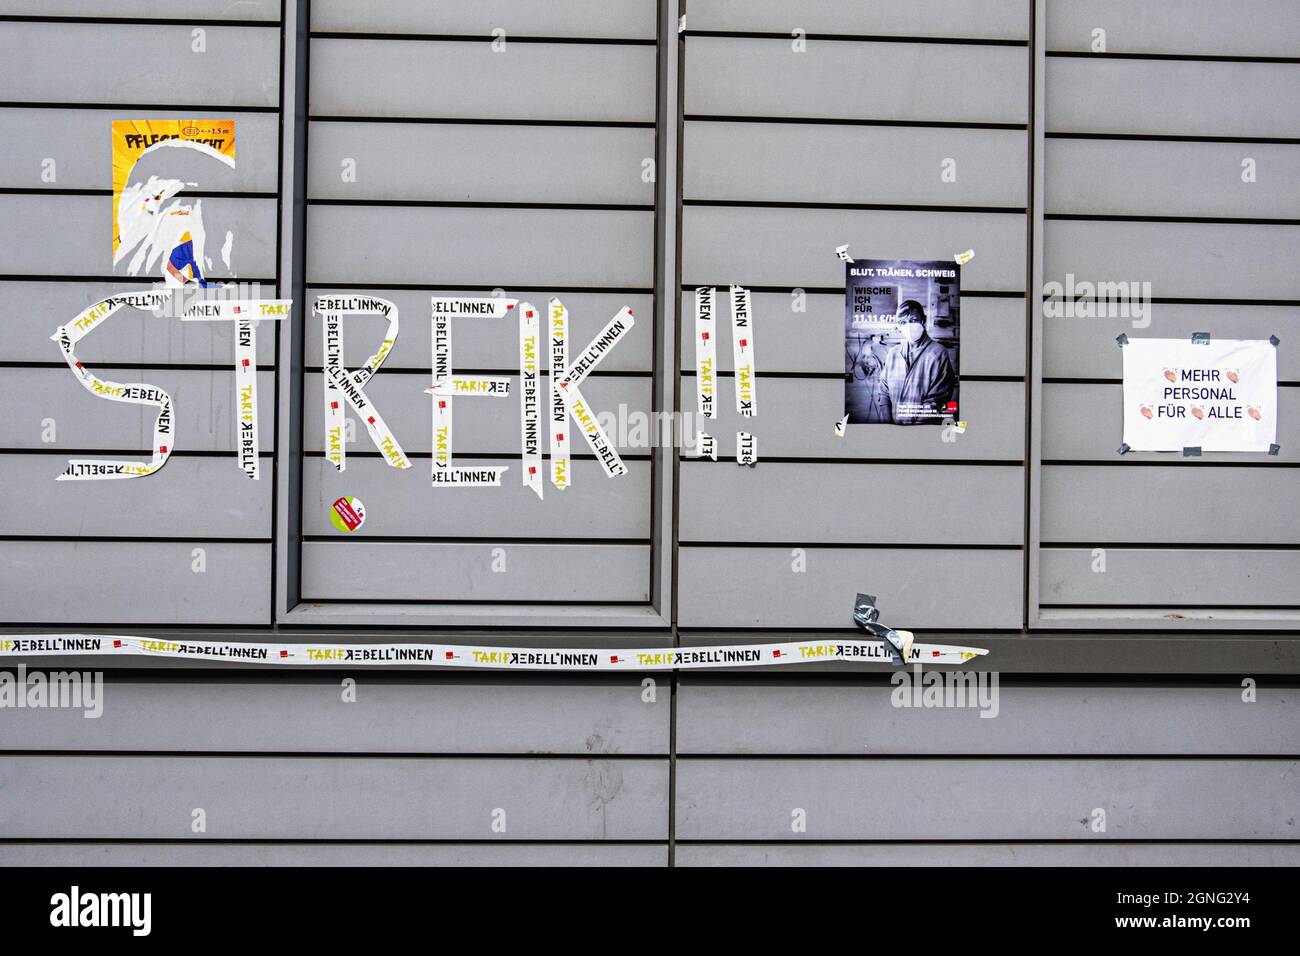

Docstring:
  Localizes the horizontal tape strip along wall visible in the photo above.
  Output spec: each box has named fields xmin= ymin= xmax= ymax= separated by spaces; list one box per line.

xmin=0 ymin=635 xmax=988 ymax=670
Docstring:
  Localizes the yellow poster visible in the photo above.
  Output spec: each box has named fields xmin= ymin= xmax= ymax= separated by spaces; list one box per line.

xmin=111 ymin=119 xmax=235 ymax=257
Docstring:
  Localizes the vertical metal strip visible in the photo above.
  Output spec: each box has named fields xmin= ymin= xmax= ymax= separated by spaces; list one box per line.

xmin=653 ymin=0 xmax=682 ymax=629
xmin=274 ymin=0 xmax=309 ymax=620
xmin=1025 ymin=0 xmax=1047 ymax=627
xmin=663 ymin=0 xmax=685 ymax=871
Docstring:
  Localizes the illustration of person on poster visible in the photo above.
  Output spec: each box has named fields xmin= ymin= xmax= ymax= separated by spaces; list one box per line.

xmin=844 ymin=259 xmax=960 ymax=425
xmin=47 ymin=119 xmax=289 ymax=482
xmin=112 ymin=119 xmax=239 ymax=286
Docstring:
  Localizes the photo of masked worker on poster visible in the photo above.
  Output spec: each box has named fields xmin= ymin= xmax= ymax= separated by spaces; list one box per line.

xmin=844 ymin=259 xmax=960 ymax=424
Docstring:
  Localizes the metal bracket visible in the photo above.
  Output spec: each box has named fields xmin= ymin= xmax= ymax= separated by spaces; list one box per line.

xmin=1191 ymin=332 xmax=1211 ymax=345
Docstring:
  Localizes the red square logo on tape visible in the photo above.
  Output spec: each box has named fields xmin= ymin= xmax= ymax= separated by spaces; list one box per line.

xmin=330 ymin=401 xmax=338 ymax=410
xmin=526 ymin=310 xmax=534 ymax=318
xmin=438 ymin=400 xmax=446 ymax=409
xmin=740 ymin=338 xmax=747 ymax=347
xmin=555 ymin=433 xmax=563 ymax=442
xmin=610 ymin=655 xmax=619 ymax=664
xmin=367 ymin=416 xmax=375 ymax=425
xmin=445 ymin=651 xmax=454 ymax=660
xmin=279 ymin=650 xmax=288 ymax=658
xmin=113 ymin=640 xmax=122 ymax=648
xmin=159 ymin=445 xmax=167 ymax=454
xmin=241 ymin=358 xmax=250 ymax=367
xmin=772 ymin=649 xmax=781 ymax=658
xmin=932 ymin=650 xmax=942 ymax=657
xmin=701 ymin=331 xmax=709 ymax=341
xmin=947 ymin=402 xmax=958 ymax=411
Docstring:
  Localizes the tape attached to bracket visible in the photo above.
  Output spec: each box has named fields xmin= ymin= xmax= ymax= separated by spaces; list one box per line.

xmin=0 ymin=634 xmax=991 ymax=670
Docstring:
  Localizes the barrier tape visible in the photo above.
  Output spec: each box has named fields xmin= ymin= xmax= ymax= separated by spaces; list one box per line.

xmin=181 ymin=298 xmax=289 ymax=481
xmin=556 ymin=307 xmax=634 ymax=391
xmin=317 ymin=296 xmax=409 ymax=472
xmin=694 ymin=431 xmax=717 ymax=460
xmin=730 ymin=285 xmax=757 ymax=417
xmin=428 ymin=297 xmax=516 ymax=487
xmin=737 ymin=430 xmax=757 ymax=465
xmin=555 ymin=306 xmax=635 ymax=479
xmin=519 ymin=302 xmax=544 ymax=499
xmin=52 ymin=291 xmax=288 ymax=480
xmin=694 ymin=286 xmax=716 ymax=418
xmin=234 ymin=317 xmax=259 ymax=478
xmin=0 ymin=635 xmax=989 ymax=670
xmin=548 ymin=297 xmax=570 ymax=490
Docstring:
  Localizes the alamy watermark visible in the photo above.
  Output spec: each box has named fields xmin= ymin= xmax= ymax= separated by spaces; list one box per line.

xmin=595 ymin=405 xmax=706 ymax=452
xmin=50 ymin=886 xmax=150 ymax=936
xmin=1043 ymin=273 xmax=1153 ymax=327
xmin=146 ymin=280 xmax=269 ymax=319
xmin=0 ymin=665 xmax=103 ymax=718
xmin=890 ymin=665 xmax=999 ymax=718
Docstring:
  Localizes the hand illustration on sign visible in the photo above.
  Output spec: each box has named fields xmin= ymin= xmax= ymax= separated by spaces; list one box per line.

xmin=1121 ymin=338 xmax=1278 ymax=453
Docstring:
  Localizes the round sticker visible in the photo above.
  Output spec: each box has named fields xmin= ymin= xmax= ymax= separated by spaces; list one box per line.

xmin=329 ymin=496 xmax=366 ymax=533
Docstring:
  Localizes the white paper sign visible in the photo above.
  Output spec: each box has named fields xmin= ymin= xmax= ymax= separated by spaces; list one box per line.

xmin=1122 ymin=338 xmax=1277 ymax=452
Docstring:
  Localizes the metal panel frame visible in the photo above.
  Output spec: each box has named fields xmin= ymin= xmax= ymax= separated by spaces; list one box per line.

xmin=273 ymin=0 xmax=675 ymax=629
xmin=3 ymin=0 xmax=1296 ymax=670
xmin=1028 ymin=0 xmax=1300 ymax=631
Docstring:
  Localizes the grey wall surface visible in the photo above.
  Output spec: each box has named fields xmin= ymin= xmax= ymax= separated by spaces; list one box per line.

xmin=0 ymin=0 xmax=1297 ymax=867
xmin=0 ymin=9 xmax=282 ymax=626
xmin=301 ymin=3 xmax=660 ymax=610
xmin=1038 ymin=0 xmax=1298 ymax=624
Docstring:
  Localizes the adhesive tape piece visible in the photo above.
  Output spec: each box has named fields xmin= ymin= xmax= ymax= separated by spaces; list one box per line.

xmin=835 ymin=244 xmax=854 ymax=263
xmin=694 ymin=287 xmax=716 ymax=419
xmin=183 ymin=296 xmax=293 ymax=478
xmin=736 ymin=431 xmax=757 ymax=466
xmin=954 ymin=249 xmax=975 ymax=265
xmin=555 ymin=306 xmax=634 ymax=392
xmin=563 ymin=379 xmax=627 ymax=478
xmin=835 ymin=414 xmax=849 ymax=437
xmin=0 ymin=635 xmax=991 ymax=670
xmin=548 ymin=298 xmax=570 ymax=490
xmin=429 ymin=297 xmax=516 ymax=488
xmin=428 ymin=377 xmax=511 ymax=397
xmin=730 ymin=286 xmax=756 ymax=417
xmin=519 ymin=302 xmax=543 ymax=500
xmin=317 ymin=296 xmax=409 ymax=473
xmin=897 ymin=629 xmax=915 ymax=663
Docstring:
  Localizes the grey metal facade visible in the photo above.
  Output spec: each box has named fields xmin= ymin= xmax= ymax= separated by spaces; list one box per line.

xmin=0 ymin=1 xmax=1296 ymax=865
